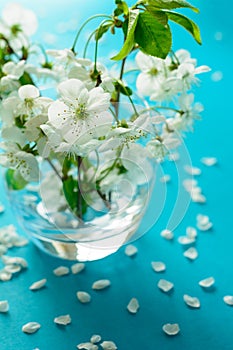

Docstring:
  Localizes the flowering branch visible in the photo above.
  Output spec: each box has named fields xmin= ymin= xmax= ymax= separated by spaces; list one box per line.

xmin=0 ymin=1 xmax=210 ymax=222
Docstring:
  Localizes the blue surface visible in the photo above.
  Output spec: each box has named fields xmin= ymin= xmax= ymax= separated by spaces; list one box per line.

xmin=1 ymin=1 xmax=233 ymax=349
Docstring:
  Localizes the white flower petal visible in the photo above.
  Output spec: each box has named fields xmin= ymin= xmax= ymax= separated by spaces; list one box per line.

xmin=18 ymin=85 xmax=40 ymax=100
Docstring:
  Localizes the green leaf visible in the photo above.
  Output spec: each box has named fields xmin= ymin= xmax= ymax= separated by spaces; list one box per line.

xmin=95 ymin=23 xmax=111 ymax=40
xmin=115 ymin=0 xmax=129 ymax=15
xmin=63 ymin=176 xmax=77 ymax=211
xmin=19 ymin=72 xmax=34 ymax=85
xmin=146 ymin=7 xmax=168 ymax=26
xmin=147 ymin=0 xmax=199 ymax=13
xmin=5 ymin=169 xmax=28 ymax=190
xmin=111 ymin=9 xmax=139 ymax=60
xmin=135 ymin=11 xmax=172 ymax=58
xmin=114 ymin=81 xmax=133 ymax=96
xmin=167 ymin=11 xmax=202 ymax=44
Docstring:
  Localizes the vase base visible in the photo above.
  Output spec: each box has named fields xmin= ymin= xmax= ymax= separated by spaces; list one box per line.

xmin=31 ymin=232 xmax=122 ymax=261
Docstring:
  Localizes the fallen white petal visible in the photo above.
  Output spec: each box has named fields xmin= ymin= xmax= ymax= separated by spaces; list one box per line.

xmin=22 ymin=322 xmax=41 ymax=334
xmin=124 ymin=244 xmax=138 ymax=257
xmin=184 ymin=165 xmax=202 ymax=176
xmin=0 ymin=271 xmax=12 ymax=281
xmin=151 ymin=261 xmax=166 ymax=272
xmin=77 ymin=291 xmax=91 ymax=303
xmin=191 ymin=193 xmax=207 ymax=203
xmin=160 ymin=229 xmax=174 ymax=240
xmin=29 ymin=278 xmax=47 ymax=291
xmin=4 ymin=264 xmax=21 ymax=274
xmin=178 ymin=236 xmax=195 ymax=245
xmin=92 ymin=279 xmax=111 ymax=290
xmin=183 ymin=247 xmax=198 ymax=260
xmin=71 ymin=263 xmax=85 ymax=274
xmin=199 ymin=277 xmax=215 ymax=288
xmin=186 ymin=227 xmax=197 ymax=238
xmin=0 ymin=204 xmax=5 ymax=213
xmin=54 ymin=314 xmax=71 ymax=325
xmin=162 ymin=323 xmax=180 ymax=336
xmin=196 ymin=214 xmax=210 ymax=226
xmin=127 ymin=298 xmax=140 ymax=314
xmin=0 ymin=300 xmax=9 ymax=313
xmin=158 ymin=279 xmax=174 ymax=292
xmin=160 ymin=174 xmax=171 ymax=183
xmin=90 ymin=334 xmax=102 ymax=344
xmin=201 ymin=157 xmax=218 ymax=166
xmin=77 ymin=342 xmax=98 ymax=350
xmin=53 ymin=266 xmax=69 ymax=276
xmin=223 ymin=295 xmax=233 ymax=306
xmin=100 ymin=341 xmax=118 ymax=349
xmin=197 ymin=222 xmax=213 ymax=231
xmin=183 ymin=294 xmax=200 ymax=308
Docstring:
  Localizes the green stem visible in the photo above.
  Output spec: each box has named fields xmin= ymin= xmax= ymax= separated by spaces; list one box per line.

xmin=119 ymin=81 xmax=139 ymax=119
xmin=155 ymin=106 xmax=181 ymax=113
xmin=31 ymin=42 xmax=49 ymax=64
xmin=46 ymin=158 xmax=63 ymax=181
xmin=109 ymin=106 xmax=119 ymax=123
xmin=71 ymin=14 xmax=112 ymax=53
xmin=115 ymin=56 xmax=127 ymax=119
xmin=93 ymin=19 xmax=112 ymax=73
xmin=76 ymin=155 xmax=83 ymax=220
xmin=83 ymin=31 xmax=96 ymax=58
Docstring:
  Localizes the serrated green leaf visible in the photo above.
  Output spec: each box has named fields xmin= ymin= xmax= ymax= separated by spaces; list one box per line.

xmin=111 ymin=9 xmax=139 ymax=60
xmin=167 ymin=11 xmax=202 ymax=44
xmin=146 ymin=7 xmax=168 ymax=26
xmin=147 ymin=0 xmax=199 ymax=13
xmin=135 ymin=11 xmax=172 ymax=58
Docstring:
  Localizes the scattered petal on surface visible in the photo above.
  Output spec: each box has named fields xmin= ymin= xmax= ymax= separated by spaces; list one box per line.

xmin=186 ymin=227 xmax=197 ymax=238
xmin=127 ymin=298 xmax=140 ymax=314
xmin=184 ymin=165 xmax=202 ymax=176
xmin=162 ymin=323 xmax=180 ymax=336
xmin=200 ymin=157 xmax=218 ymax=166
xmin=92 ymin=279 xmax=111 ymax=290
xmin=4 ymin=264 xmax=21 ymax=274
xmin=183 ymin=294 xmax=200 ymax=308
xmin=77 ymin=291 xmax=91 ymax=303
xmin=100 ymin=341 xmax=118 ymax=349
xmin=124 ymin=244 xmax=138 ymax=257
xmin=183 ymin=247 xmax=198 ymax=260
xmin=178 ymin=236 xmax=195 ymax=245
xmin=77 ymin=342 xmax=98 ymax=350
xmin=151 ymin=261 xmax=166 ymax=272
xmin=54 ymin=314 xmax=71 ymax=325
xmin=160 ymin=174 xmax=171 ymax=183
xmin=158 ymin=279 xmax=174 ymax=293
xmin=29 ymin=278 xmax=47 ymax=291
xmin=22 ymin=322 xmax=41 ymax=334
xmin=90 ymin=334 xmax=102 ymax=344
xmin=0 ymin=300 xmax=9 ymax=313
xmin=199 ymin=277 xmax=215 ymax=288
xmin=223 ymin=296 xmax=233 ymax=306
xmin=160 ymin=229 xmax=174 ymax=240
xmin=53 ymin=266 xmax=69 ymax=276
xmin=0 ymin=270 xmax=12 ymax=281
xmin=71 ymin=263 xmax=85 ymax=274
xmin=196 ymin=214 xmax=213 ymax=231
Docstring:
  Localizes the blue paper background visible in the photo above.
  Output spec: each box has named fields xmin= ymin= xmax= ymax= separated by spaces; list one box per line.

xmin=0 ymin=1 xmax=233 ymax=349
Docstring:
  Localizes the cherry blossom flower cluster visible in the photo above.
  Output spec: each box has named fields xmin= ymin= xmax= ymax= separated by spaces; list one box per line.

xmin=0 ymin=2 xmax=209 ymax=218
